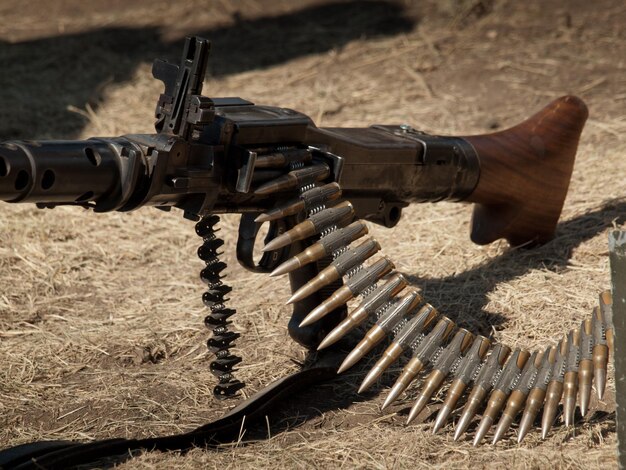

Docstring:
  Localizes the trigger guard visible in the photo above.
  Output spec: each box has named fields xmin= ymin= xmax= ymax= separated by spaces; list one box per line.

xmin=236 ymin=213 xmax=290 ymax=273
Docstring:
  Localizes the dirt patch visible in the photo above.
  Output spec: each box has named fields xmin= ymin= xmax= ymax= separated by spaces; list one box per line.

xmin=1 ymin=0 xmax=625 ymax=468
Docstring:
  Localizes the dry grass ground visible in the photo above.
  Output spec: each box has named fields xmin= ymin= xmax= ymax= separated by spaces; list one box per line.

xmin=1 ymin=0 xmax=625 ymax=468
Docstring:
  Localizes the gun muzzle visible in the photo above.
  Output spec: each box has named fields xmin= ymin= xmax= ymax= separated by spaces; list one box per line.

xmin=0 ymin=138 xmax=146 ymax=211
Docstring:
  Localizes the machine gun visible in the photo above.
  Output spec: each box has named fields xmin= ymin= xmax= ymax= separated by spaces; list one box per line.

xmin=0 ymin=36 xmax=588 ymax=392
xmin=0 ymin=37 xmax=600 ymax=459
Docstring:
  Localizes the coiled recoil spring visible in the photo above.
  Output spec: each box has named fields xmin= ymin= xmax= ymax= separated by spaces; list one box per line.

xmin=196 ymin=214 xmax=245 ymax=399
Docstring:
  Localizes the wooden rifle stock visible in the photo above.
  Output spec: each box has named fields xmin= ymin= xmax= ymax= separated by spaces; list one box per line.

xmin=463 ymin=95 xmax=588 ymax=246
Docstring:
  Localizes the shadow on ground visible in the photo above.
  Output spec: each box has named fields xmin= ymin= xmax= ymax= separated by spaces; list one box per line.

xmin=406 ymin=198 xmax=626 ymax=336
xmin=0 ymin=1 xmax=415 ymax=140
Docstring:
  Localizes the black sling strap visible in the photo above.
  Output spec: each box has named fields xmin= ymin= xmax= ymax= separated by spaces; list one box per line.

xmin=0 ymin=358 xmax=340 ymax=470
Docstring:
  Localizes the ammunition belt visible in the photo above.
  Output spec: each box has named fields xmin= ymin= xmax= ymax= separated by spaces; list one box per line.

xmin=196 ymin=214 xmax=246 ymax=399
xmin=252 ymin=157 xmax=615 ymax=446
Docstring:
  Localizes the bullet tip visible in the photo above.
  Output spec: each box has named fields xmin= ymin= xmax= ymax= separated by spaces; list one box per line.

xmin=318 ymin=328 xmax=343 ymax=351
xmin=316 ymin=339 xmax=329 ymax=352
xmin=299 ymin=316 xmax=315 ymax=327
xmin=408 ymin=396 xmax=428 ymax=424
xmin=406 ymin=408 xmax=419 ymax=425
xmin=580 ymin=403 xmax=588 ymax=418
xmin=263 ymin=236 xmax=291 ymax=253
xmin=381 ymin=392 xmax=395 ymax=411
xmin=491 ymin=425 xmax=505 ymax=445
xmin=300 ymin=306 xmax=327 ymax=327
xmin=564 ymin=400 xmax=576 ymax=427
xmin=337 ymin=347 xmax=367 ymax=374
xmin=473 ymin=417 xmax=492 ymax=447
xmin=270 ymin=258 xmax=299 ymax=277
xmin=517 ymin=414 xmax=532 ymax=444
xmin=383 ymin=383 xmax=404 ymax=411
xmin=580 ymin=384 xmax=592 ymax=417
xmin=253 ymin=184 xmax=274 ymax=196
xmin=493 ymin=415 xmax=513 ymax=445
xmin=337 ymin=358 xmax=354 ymax=375
xmin=542 ymin=403 xmax=557 ymax=439
xmin=595 ymin=369 xmax=607 ymax=399
xmin=358 ymin=370 xmax=379 ymax=394
xmin=453 ymin=414 xmax=470 ymax=441
xmin=432 ymin=407 xmax=451 ymax=434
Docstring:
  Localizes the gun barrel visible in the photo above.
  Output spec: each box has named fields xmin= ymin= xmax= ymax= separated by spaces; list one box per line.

xmin=0 ymin=138 xmax=145 ymax=211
